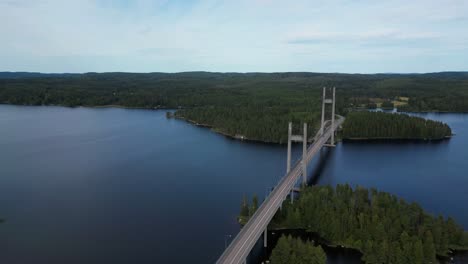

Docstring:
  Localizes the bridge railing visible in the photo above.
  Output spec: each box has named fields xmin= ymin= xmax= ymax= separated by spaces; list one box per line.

xmin=217 ymin=116 xmax=344 ymax=263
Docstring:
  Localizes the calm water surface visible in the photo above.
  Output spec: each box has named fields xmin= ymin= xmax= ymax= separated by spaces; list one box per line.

xmin=0 ymin=105 xmax=467 ymax=263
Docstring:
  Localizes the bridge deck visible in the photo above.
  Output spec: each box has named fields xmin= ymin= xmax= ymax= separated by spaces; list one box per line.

xmin=216 ymin=116 xmax=344 ymax=264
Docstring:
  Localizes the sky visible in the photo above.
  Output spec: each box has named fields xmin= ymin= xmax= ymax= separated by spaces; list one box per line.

xmin=1 ymin=0 xmax=468 ymax=73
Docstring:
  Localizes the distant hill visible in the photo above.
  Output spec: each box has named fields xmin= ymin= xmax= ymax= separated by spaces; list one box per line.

xmin=1 ymin=71 xmax=467 ymax=79
xmin=0 ymin=72 xmax=78 ymax=79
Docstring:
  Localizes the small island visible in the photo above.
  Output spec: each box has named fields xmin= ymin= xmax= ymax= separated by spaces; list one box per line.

xmin=241 ymin=185 xmax=468 ymax=263
xmin=342 ymin=112 xmax=452 ymax=140
xmin=273 ymin=185 xmax=468 ymax=262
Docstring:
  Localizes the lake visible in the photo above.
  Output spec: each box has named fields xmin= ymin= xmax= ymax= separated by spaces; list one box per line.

xmin=0 ymin=105 xmax=467 ymax=263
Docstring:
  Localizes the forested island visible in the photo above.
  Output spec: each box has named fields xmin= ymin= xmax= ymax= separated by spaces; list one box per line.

xmin=342 ymin=112 xmax=452 ymax=140
xmin=240 ymin=185 xmax=468 ymax=263
xmin=1 ymin=71 xmax=468 ymax=143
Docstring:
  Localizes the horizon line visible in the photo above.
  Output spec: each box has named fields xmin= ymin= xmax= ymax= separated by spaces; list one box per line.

xmin=1 ymin=70 xmax=467 ymax=75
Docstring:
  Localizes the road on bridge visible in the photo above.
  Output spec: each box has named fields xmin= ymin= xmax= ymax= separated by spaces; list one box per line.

xmin=216 ymin=116 xmax=345 ymax=264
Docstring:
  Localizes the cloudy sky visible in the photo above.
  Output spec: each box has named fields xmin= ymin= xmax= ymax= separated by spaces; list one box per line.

xmin=1 ymin=0 xmax=468 ymax=73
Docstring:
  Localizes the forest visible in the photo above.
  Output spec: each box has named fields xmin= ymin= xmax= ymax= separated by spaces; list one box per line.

xmin=342 ymin=112 xmax=452 ymax=140
xmin=253 ymin=184 xmax=468 ymax=263
xmin=270 ymin=235 xmax=326 ymax=264
xmin=1 ymin=71 xmax=468 ymax=142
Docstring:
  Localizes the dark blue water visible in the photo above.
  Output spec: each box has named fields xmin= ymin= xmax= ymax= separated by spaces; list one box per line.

xmin=0 ymin=105 xmax=290 ymax=264
xmin=317 ymin=112 xmax=468 ymax=229
xmin=0 ymin=105 xmax=467 ymax=263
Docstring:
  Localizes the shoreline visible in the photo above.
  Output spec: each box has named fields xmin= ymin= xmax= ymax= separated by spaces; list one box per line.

xmin=174 ymin=116 xmax=285 ymax=144
xmin=343 ymin=135 xmax=452 ymax=141
xmin=0 ymin=102 xmax=462 ymax=144
xmin=0 ymin=102 xmax=173 ymax=111
xmin=3 ymin=102 xmax=468 ymax=114
xmin=352 ymin=106 xmax=468 ymax=114
xmin=84 ymin=104 xmax=168 ymax=110
xmin=267 ymin=228 xmax=468 ymax=261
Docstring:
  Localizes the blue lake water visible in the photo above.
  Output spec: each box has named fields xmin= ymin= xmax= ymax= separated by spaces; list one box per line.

xmin=0 ymin=105 xmax=467 ymax=263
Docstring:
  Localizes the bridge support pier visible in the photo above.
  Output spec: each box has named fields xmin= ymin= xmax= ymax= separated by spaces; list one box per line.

xmin=264 ymin=228 xmax=267 ymax=247
xmin=287 ymin=122 xmax=292 ymax=206
xmin=286 ymin=121 xmax=308 ymax=204
xmin=302 ymin=123 xmax=307 ymax=186
xmin=321 ymin=87 xmax=336 ymax=146
xmin=287 ymin=122 xmax=292 ymax=173
xmin=320 ymin=87 xmax=326 ymax=135
xmin=331 ymin=87 xmax=336 ymax=146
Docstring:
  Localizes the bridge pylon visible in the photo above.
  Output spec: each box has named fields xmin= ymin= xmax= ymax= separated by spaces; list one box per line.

xmin=321 ymin=86 xmax=336 ymax=147
xmin=286 ymin=122 xmax=308 ymax=188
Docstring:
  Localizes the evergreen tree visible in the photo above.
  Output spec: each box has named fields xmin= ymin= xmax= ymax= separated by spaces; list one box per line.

xmin=250 ymin=195 xmax=259 ymax=216
xmin=413 ymin=239 xmax=424 ymax=264
xmin=270 ymin=235 xmax=326 ymax=264
xmin=423 ymin=231 xmax=437 ymax=263
xmin=270 ymin=235 xmax=292 ymax=264
xmin=400 ymin=232 xmax=413 ymax=263
xmin=240 ymin=195 xmax=249 ymax=217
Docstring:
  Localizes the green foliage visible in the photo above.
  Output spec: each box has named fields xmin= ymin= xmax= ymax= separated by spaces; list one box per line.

xmin=249 ymin=194 xmax=259 ymax=216
xmin=272 ymin=184 xmax=467 ymax=263
xmin=367 ymin=103 xmax=377 ymax=109
xmin=381 ymin=101 xmax=394 ymax=109
xmin=1 ymin=72 xmax=468 ymax=142
xmin=423 ymin=231 xmax=437 ymax=263
xmin=270 ymin=235 xmax=326 ymax=264
xmin=238 ymin=194 xmax=260 ymax=225
xmin=238 ymin=195 xmax=250 ymax=225
xmin=342 ymin=112 xmax=452 ymax=140
xmin=240 ymin=195 xmax=249 ymax=217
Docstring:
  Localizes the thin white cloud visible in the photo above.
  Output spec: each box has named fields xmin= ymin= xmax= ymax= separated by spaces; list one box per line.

xmin=287 ymin=29 xmax=441 ymax=44
xmin=0 ymin=0 xmax=467 ymax=73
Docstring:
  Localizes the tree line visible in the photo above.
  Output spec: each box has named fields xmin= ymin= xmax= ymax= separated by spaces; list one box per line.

xmin=342 ymin=112 xmax=452 ymax=140
xmin=1 ymin=72 xmax=468 ymax=142
xmin=269 ymin=184 xmax=468 ymax=263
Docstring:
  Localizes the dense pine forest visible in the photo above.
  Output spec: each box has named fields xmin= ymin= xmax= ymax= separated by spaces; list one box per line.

xmin=270 ymin=235 xmax=326 ymax=264
xmin=1 ymin=71 xmax=468 ymax=142
xmin=260 ymin=184 xmax=468 ymax=263
xmin=342 ymin=112 xmax=452 ymax=140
